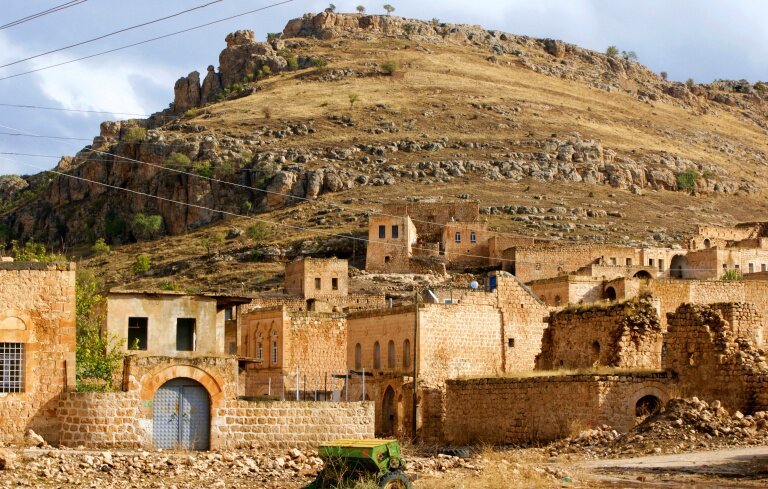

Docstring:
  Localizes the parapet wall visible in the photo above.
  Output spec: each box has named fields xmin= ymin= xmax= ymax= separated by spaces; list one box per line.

xmin=443 ymin=373 xmax=672 ymax=445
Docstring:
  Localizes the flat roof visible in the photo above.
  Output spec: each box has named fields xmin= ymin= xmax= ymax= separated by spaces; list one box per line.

xmin=109 ymin=289 xmax=253 ymax=306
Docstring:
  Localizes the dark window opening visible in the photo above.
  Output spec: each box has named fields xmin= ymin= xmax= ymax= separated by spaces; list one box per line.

xmin=384 ymin=256 xmax=391 ymax=264
xmin=388 ymin=340 xmax=395 ymax=369
xmin=332 ymin=278 xmax=339 ymax=290
xmin=470 ymin=231 xmax=477 ymax=244
xmin=224 ymin=308 xmax=233 ymax=321
xmin=403 ymin=339 xmax=411 ymax=368
xmin=378 ymin=225 xmax=386 ymax=239
xmin=636 ymin=395 xmax=662 ymax=419
xmin=128 ymin=317 xmax=148 ymax=351
xmin=391 ymin=225 xmax=399 ymax=239
xmin=649 ymin=258 xmax=654 ymax=267
xmin=626 ymin=258 xmax=632 ymax=266
xmin=0 ymin=343 xmax=24 ymax=393
xmin=355 ymin=343 xmax=362 ymax=370
xmin=176 ymin=318 xmax=196 ymax=352
xmin=374 ymin=341 xmax=381 ymax=370
xmin=507 ymin=338 xmax=515 ymax=348
xmin=455 ymin=232 xmax=461 ymax=243
xmin=658 ymin=259 xmax=664 ymax=271
xmin=315 ymin=277 xmax=322 ymax=290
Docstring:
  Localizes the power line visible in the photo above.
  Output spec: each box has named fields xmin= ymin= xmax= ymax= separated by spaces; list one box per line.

xmin=0 ymin=102 xmax=152 ymax=117
xmin=0 ymin=1 xmax=225 ymax=69
xmin=0 ymin=0 xmax=297 ymax=82
xmin=0 ymin=132 xmax=91 ymax=142
xmin=0 ymin=1 xmax=87 ymax=31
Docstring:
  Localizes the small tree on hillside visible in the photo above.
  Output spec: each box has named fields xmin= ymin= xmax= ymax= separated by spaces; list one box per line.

xmin=622 ymin=50 xmax=638 ymax=61
xmin=383 ymin=4 xmax=395 ymax=15
xmin=676 ymin=169 xmax=700 ymax=193
xmin=131 ymin=213 xmax=163 ymax=241
xmin=328 ymin=4 xmax=336 ymax=12
xmin=606 ymin=45 xmax=619 ymax=58
xmin=349 ymin=93 xmax=360 ymax=109
xmin=356 ymin=5 xmax=366 ymax=14
xmin=660 ymin=71 xmax=668 ymax=81
xmin=686 ymin=78 xmax=696 ymax=89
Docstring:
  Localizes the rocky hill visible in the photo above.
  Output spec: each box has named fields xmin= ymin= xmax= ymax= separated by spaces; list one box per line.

xmin=2 ymin=10 xmax=768 ymax=291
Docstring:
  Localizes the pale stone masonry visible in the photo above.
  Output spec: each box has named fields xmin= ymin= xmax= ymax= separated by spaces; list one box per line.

xmin=0 ymin=262 xmax=76 ymax=445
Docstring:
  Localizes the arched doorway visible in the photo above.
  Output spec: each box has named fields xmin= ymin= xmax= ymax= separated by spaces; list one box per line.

xmin=635 ymin=395 xmax=662 ymax=420
xmin=670 ymin=255 xmax=687 ymax=279
xmin=633 ymin=270 xmax=652 ymax=280
xmin=591 ymin=341 xmax=601 ymax=366
xmin=381 ymin=386 xmax=396 ymax=436
xmin=704 ymin=239 xmax=711 ymax=249
xmin=604 ymin=286 xmax=617 ymax=301
xmin=153 ymin=378 xmax=211 ymax=450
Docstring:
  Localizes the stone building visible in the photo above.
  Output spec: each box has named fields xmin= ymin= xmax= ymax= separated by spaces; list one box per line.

xmin=365 ymin=215 xmax=418 ymax=273
xmin=239 ymin=306 xmax=347 ymax=398
xmin=284 ymin=257 xmax=348 ymax=299
xmin=536 ymin=300 xmax=663 ymax=370
xmin=0 ymin=261 xmax=76 ymax=445
xmin=106 ymin=291 xmax=250 ymax=356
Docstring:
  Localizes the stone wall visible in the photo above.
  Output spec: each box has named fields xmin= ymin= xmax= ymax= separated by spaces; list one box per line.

xmin=243 ymin=293 xmax=387 ymax=314
xmin=58 ymin=391 xmax=146 ymax=448
xmin=443 ymin=373 xmax=672 ymax=445
xmin=528 ymin=275 xmax=604 ymax=306
xmin=366 ymin=215 xmax=416 ymax=273
xmin=441 ymin=221 xmax=490 ymax=268
xmin=665 ymin=303 xmax=768 ymax=413
xmin=382 ymin=201 xmax=480 ymax=242
xmin=536 ymin=300 xmax=663 ymax=370
xmin=285 ymin=258 xmax=349 ymax=299
xmin=0 ymin=262 xmax=76 ymax=445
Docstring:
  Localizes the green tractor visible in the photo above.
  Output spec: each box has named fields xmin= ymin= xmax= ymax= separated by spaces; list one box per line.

xmin=305 ymin=439 xmax=412 ymax=489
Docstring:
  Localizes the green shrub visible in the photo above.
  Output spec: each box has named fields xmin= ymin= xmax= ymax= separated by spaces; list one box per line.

xmin=11 ymin=240 xmax=64 ymax=262
xmin=91 ymin=238 xmax=110 ymax=255
xmin=159 ymin=280 xmax=180 ymax=291
xmin=328 ymin=3 xmax=336 ymax=12
xmin=131 ymin=213 xmax=163 ymax=240
xmin=246 ymin=222 xmax=272 ymax=242
xmin=606 ymin=45 xmax=619 ymax=58
xmin=286 ymin=56 xmax=299 ymax=71
xmin=193 ymin=161 xmax=214 ymax=178
xmin=183 ymin=108 xmax=197 ymax=118
xmin=262 ymin=65 xmax=272 ymax=76
xmin=381 ymin=60 xmax=398 ymax=75
xmin=75 ymin=270 xmax=125 ymax=392
xmin=203 ymin=232 xmax=226 ymax=256
xmin=216 ymin=161 xmax=235 ymax=178
xmin=165 ymin=152 xmax=192 ymax=167
xmin=356 ymin=5 xmax=366 ymax=13
xmin=622 ymin=50 xmax=638 ymax=61
xmin=242 ymin=201 xmax=253 ymax=215
xmin=133 ymin=254 xmax=150 ymax=273
xmin=431 ymin=18 xmax=440 ymax=26
xmin=312 ymin=58 xmax=328 ymax=68
xmin=349 ymin=93 xmax=360 ymax=109
xmin=383 ymin=4 xmax=395 ymax=15
xmin=686 ymin=78 xmax=695 ymax=89
xmin=721 ymin=268 xmax=744 ymax=281
xmin=676 ymin=169 xmax=700 ymax=193
xmin=660 ymin=71 xmax=668 ymax=81
xmin=232 ymin=82 xmax=244 ymax=92
xmin=124 ymin=126 xmax=147 ymax=142
xmin=267 ymin=32 xmax=279 ymax=42
xmin=403 ymin=24 xmax=415 ymax=36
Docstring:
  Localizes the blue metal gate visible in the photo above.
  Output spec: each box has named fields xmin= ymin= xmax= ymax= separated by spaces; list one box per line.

xmin=153 ymin=378 xmax=210 ymax=450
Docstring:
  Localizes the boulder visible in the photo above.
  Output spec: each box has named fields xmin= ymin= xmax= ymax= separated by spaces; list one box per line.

xmin=0 ymin=448 xmax=16 ymax=470
xmin=543 ymin=39 xmax=565 ymax=58
xmin=265 ymin=171 xmax=297 ymax=209
xmin=25 ymin=429 xmax=45 ymax=447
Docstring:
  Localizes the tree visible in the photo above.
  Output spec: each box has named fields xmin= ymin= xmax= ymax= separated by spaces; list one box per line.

xmin=622 ymin=50 xmax=638 ymax=61
xmin=383 ymin=4 xmax=395 ymax=15
xmin=328 ymin=3 xmax=336 ymax=12
xmin=660 ymin=71 xmax=668 ymax=81
xmin=91 ymin=238 xmax=110 ymax=255
xmin=349 ymin=93 xmax=360 ymax=109
xmin=203 ymin=232 xmax=225 ymax=256
xmin=356 ymin=5 xmax=366 ymax=14
xmin=130 ymin=213 xmax=163 ymax=240
xmin=133 ymin=254 xmax=150 ymax=273
xmin=75 ymin=270 xmax=125 ymax=391
xmin=676 ymin=169 xmax=700 ymax=193
xmin=381 ymin=60 xmax=398 ymax=75
xmin=686 ymin=78 xmax=696 ymax=89
xmin=606 ymin=45 xmax=619 ymax=58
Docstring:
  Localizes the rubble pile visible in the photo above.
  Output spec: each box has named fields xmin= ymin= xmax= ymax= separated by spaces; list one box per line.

xmin=548 ymin=398 xmax=768 ymax=459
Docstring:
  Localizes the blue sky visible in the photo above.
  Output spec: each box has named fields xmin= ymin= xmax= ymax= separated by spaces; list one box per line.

xmin=1 ymin=0 xmax=766 ymax=176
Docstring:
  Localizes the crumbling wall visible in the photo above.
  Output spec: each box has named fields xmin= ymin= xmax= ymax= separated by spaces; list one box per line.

xmin=443 ymin=373 xmax=672 ymax=445
xmin=665 ymin=303 xmax=768 ymax=413
xmin=0 ymin=262 xmax=76 ymax=445
xmin=536 ymin=300 xmax=662 ymax=371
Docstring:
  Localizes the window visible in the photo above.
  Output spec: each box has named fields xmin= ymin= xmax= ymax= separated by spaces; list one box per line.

xmin=658 ymin=259 xmax=664 ymax=271
xmin=384 ymin=256 xmax=391 ymax=264
xmin=388 ymin=340 xmax=395 ymax=369
xmin=610 ymin=257 xmax=617 ymax=265
xmin=626 ymin=258 xmax=633 ymax=266
xmin=455 ymin=232 xmax=461 ymax=243
xmin=750 ymin=263 xmax=755 ymax=274
xmin=332 ymin=278 xmax=339 ymax=291
xmin=391 ymin=225 xmax=399 ymax=239
xmin=373 ymin=341 xmax=381 ymax=369
xmin=403 ymin=340 xmax=411 ymax=368
xmin=257 ymin=342 xmax=263 ymax=362
xmin=315 ymin=277 xmax=321 ymax=290
xmin=379 ymin=225 xmax=386 ymax=239
xmin=508 ymin=338 xmax=515 ymax=348
xmin=649 ymin=259 xmax=654 ymax=267
xmin=0 ymin=343 xmax=24 ymax=393
xmin=224 ymin=307 xmax=234 ymax=321
xmin=272 ymin=340 xmax=278 ymax=364
xmin=176 ymin=318 xmax=196 ymax=352
xmin=723 ymin=264 xmax=728 ymax=269
xmin=355 ymin=343 xmax=362 ymax=370
xmin=128 ymin=317 xmax=148 ymax=351
xmin=735 ymin=264 xmax=740 ymax=269
xmin=470 ymin=231 xmax=476 ymax=244
xmin=763 ymin=264 xmax=767 ymax=272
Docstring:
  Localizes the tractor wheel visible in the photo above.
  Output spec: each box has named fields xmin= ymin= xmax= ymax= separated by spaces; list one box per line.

xmin=378 ymin=470 xmax=412 ymax=489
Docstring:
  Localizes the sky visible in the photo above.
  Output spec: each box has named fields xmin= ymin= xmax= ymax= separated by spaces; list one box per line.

xmin=0 ymin=0 xmax=766 ymax=176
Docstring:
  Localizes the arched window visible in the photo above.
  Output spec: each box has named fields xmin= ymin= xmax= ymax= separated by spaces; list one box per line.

xmin=355 ymin=343 xmax=362 ymax=370
xmin=388 ymin=340 xmax=395 ymax=368
xmin=403 ymin=339 xmax=411 ymax=368
xmin=373 ymin=341 xmax=381 ymax=369
xmin=257 ymin=342 xmax=263 ymax=362
xmin=272 ymin=340 xmax=278 ymax=364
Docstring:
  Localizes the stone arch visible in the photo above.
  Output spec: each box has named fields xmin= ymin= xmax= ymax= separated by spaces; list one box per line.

xmin=381 ymin=385 xmax=396 ymax=436
xmin=140 ymin=364 xmax=226 ymax=413
xmin=591 ymin=340 xmax=601 ymax=365
xmin=636 ymin=394 xmax=662 ymax=418
xmin=634 ymin=270 xmax=653 ymax=280
xmin=670 ymin=254 xmax=687 ymax=279
xmin=627 ymin=384 xmax=670 ymax=423
xmin=704 ymin=239 xmax=711 ymax=249
xmin=0 ymin=316 xmax=27 ymax=331
xmin=604 ymin=286 xmax=617 ymax=301
xmin=0 ymin=312 xmax=31 ymax=342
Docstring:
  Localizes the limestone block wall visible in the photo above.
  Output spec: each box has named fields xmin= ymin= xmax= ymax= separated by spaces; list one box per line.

xmin=0 ymin=262 xmax=76 ymax=445
xmin=285 ymin=258 xmax=349 ymax=299
xmin=283 ymin=312 xmax=347 ymax=392
xmin=383 ymin=201 xmax=480 ymax=241
xmin=665 ymin=303 xmax=768 ymax=413
xmin=537 ymin=301 xmax=663 ymax=371
xmin=442 ymin=373 xmax=672 ymax=445
xmin=58 ymin=391 xmax=146 ymax=448
xmin=366 ymin=215 xmax=415 ymax=273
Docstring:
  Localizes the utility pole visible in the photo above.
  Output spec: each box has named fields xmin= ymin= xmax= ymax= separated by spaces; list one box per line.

xmin=412 ymin=290 xmax=419 ymax=439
